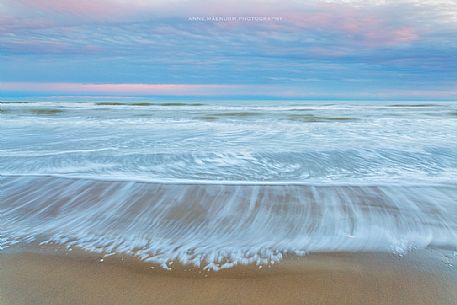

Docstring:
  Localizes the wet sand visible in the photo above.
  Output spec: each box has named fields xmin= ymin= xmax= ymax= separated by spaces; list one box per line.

xmin=1 ymin=248 xmax=456 ymax=305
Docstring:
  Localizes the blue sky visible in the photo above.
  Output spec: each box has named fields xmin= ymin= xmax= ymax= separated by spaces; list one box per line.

xmin=0 ymin=0 xmax=456 ymax=99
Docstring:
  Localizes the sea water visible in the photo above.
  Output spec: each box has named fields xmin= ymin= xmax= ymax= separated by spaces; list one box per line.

xmin=1 ymin=99 xmax=457 ymax=269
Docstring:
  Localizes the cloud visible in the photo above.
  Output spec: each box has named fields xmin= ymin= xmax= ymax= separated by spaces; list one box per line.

xmin=0 ymin=0 xmax=456 ymax=99
xmin=1 ymin=81 xmax=455 ymax=100
xmin=0 ymin=82 xmax=243 ymax=96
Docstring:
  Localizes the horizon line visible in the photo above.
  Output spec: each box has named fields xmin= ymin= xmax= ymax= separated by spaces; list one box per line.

xmin=1 ymin=82 xmax=456 ymax=101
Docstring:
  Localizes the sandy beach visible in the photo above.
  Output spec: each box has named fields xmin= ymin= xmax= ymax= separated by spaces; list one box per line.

xmin=1 ymin=246 xmax=456 ymax=305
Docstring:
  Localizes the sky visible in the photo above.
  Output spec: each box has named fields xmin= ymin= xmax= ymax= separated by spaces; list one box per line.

xmin=0 ymin=0 xmax=456 ymax=100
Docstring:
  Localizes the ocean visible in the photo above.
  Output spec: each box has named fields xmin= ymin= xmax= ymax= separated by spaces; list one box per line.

xmin=1 ymin=99 xmax=457 ymax=270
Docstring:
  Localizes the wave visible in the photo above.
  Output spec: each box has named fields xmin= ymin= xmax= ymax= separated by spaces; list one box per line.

xmin=1 ymin=147 xmax=457 ymax=184
xmin=95 ymin=102 xmax=206 ymax=106
xmin=2 ymin=175 xmax=457 ymax=270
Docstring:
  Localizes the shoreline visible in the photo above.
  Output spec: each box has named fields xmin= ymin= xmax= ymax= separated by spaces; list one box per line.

xmin=2 ymin=175 xmax=457 ymax=304
xmin=3 ymin=175 xmax=457 ymax=269
xmin=3 ymin=173 xmax=457 ymax=187
xmin=1 ymin=246 xmax=457 ymax=305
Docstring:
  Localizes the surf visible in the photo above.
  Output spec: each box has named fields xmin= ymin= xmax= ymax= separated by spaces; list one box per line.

xmin=2 ymin=175 xmax=457 ymax=270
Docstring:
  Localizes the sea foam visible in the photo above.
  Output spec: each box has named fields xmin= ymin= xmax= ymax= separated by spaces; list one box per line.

xmin=2 ymin=176 xmax=457 ymax=270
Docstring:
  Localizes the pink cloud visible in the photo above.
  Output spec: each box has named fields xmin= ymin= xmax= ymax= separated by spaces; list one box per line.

xmin=375 ymin=88 xmax=457 ymax=98
xmin=0 ymin=15 xmax=54 ymax=33
xmin=391 ymin=27 xmax=419 ymax=44
xmin=2 ymin=82 xmax=454 ymax=99
xmin=0 ymin=82 xmax=321 ymax=97
xmin=0 ymin=82 xmax=245 ymax=96
xmin=284 ymin=8 xmax=418 ymax=48
xmin=7 ymin=0 xmax=153 ymax=22
xmin=4 ymin=0 xmax=421 ymax=49
xmin=200 ymin=2 xmax=420 ymax=50
xmin=16 ymin=0 xmax=121 ymax=17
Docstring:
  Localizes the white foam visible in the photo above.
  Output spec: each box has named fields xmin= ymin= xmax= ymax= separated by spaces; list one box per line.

xmin=2 ymin=101 xmax=457 ymax=184
xmin=2 ymin=176 xmax=457 ymax=270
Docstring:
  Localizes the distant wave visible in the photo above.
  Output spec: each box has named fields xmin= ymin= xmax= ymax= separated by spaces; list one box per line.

xmin=95 ymin=102 xmax=206 ymax=106
xmin=1 ymin=101 xmax=457 ymax=184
